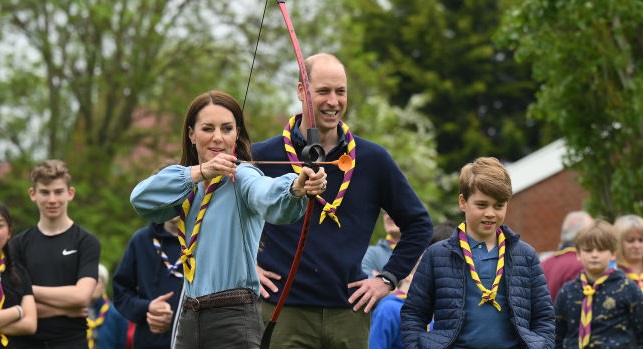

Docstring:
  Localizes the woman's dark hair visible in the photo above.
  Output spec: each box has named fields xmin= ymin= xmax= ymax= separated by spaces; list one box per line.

xmin=0 ymin=203 xmax=22 ymax=285
xmin=180 ymin=90 xmax=252 ymax=166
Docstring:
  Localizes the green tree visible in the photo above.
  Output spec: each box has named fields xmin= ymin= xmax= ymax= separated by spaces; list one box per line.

xmin=0 ymin=0 xmax=292 ymax=267
xmin=340 ymin=0 xmax=551 ymax=175
xmin=0 ymin=0 xmax=449 ymax=261
xmin=495 ymin=0 xmax=643 ymax=219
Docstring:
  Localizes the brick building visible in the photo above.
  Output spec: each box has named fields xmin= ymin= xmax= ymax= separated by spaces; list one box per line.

xmin=504 ymin=139 xmax=588 ymax=254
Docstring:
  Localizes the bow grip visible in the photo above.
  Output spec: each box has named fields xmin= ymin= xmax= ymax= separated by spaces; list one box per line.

xmin=301 ymin=127 xmax=325 ymax=169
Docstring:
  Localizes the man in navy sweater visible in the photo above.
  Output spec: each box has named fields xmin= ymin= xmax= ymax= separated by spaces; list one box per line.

xmin=254 ymin=52 xmax=433 ymax=349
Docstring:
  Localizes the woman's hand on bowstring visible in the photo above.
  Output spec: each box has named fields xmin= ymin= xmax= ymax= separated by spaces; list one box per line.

xmin=199 ymin=153 xmax=238 ymax=181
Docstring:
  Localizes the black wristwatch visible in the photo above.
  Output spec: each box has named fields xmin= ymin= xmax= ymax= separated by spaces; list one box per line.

xmin=375 ymin=272 xmax=397 ymax=291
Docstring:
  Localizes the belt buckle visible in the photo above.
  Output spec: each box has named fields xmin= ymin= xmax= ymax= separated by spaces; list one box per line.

xmin=190 ymin=298 xmax=200 ymax=312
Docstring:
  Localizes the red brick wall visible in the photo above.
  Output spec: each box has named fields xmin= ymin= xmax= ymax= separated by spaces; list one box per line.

xmin=504 ymin=170 xmax=588 ymax=253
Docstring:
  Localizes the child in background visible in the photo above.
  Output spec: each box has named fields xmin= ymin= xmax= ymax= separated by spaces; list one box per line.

xmin=368 ymin=222 xmax=453 ymax=349
xmin=87 ymin=264 xmax=128 ymax=349
xmin=401 ymin=157 xmax=555 ymax=349
xmin=554 ymin=219 xmax=643 ymax=348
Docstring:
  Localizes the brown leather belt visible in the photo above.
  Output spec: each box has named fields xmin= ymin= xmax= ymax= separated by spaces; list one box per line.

xmin=184 ymin=288 xmax=256 ymax=312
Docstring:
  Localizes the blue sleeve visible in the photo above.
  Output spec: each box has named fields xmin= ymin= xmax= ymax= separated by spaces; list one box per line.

xmin=627 ymin=281 xmax=643 ymax=348
xmin=235 ymin=165 xmax=306 ymax=224
xmin=361 ymin=246 xmax=378 ymax=278
xmin=527 ymin=249 xmax=556 ymax=348
xmin=401 ymin=252 xmax=434 ymax=349
xmin=369 ymin=297 xmax=403 ymax=349
xmin=101 ymin=306 xmax=129 ymax=349
xmin=130 ymin=165 xmax=193 ymax=223
xmin=112 ymin=236 xmax=150 ymax=324
xmin=554 ymin=284 xmax=570 ymax=349
xmin=374 ymin=144 xmax=432 ymax=283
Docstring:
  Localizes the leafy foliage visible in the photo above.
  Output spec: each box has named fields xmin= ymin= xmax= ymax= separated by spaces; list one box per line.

xmin=341 ymin=0 xmax=551 ymax=175
xmin=0 ymin=0 xmax=281 ymax=268
xmin=496 ymin=0 xmax=643 ymax=219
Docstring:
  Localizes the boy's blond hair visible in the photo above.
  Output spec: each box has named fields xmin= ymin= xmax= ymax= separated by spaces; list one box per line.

xmin=574 ymin=219 xmax=617 ymax=252
xmin=459 ymin=157 xmax=512 ymax=202
xmin=30 ymin=159 xmax=72 ymax=188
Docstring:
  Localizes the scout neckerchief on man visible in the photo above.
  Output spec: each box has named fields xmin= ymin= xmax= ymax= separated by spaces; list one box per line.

xmin=177 ymin=176 xmax=223 ymax=282
xmin=618 ymin=263 xmax=643 ymax=291
xmin=458 ymin=222 xmax=506 ymax=311
xmin=0 ymin=252 xmax=8 ymax=347
xmin=578 ymin=269 xmax=613 ymax=349
xmin=283 ymin=115 xmax=356 ymax=227
xmin=86 ymin=293 xmax=110 ymax=349
xmin=153 ymin=238 xmax=183 ymax=278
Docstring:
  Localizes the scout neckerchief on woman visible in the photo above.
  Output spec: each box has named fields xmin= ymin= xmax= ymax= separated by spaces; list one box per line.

xmin=618 ymin=263 xmax=643 ymax=291
xmin=0 ymin=252 xmax=8 ymax=347
xmin=153 ymin=238 xmax=183 ymax=278
xmin=177 ymin=176 xmax=223 ymax=282
xmin=283 ymin=115 xmax=356 ymax=227
xmin=458 ymin=222 xmax=506 ymax=311
xmin=86 ymin=293 xmax=110 ymax=349
xmin=578 ymin=269 xmax=613 ymax=349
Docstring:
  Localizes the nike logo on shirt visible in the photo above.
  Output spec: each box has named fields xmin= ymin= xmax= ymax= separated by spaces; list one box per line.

xmin=62 ymin=249 xmax=78 ymax=256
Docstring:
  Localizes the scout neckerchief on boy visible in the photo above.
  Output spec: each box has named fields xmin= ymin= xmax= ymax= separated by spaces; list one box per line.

xmin=618 ymin=264 xmax=643 ymax=291
xmin=0 ymin=252 xmax=8 ymax=347
xmin=283 ymin=115 xmax=356 ymax=227
xmin=458 ymin=222 xmax=506 ymax=311
xmin=578 ymin=269 xmax=613 ymax=349
xmin=86 ymin=293 xmax=110 ymax=349
xmin=177 ymin=176 xmax=223 ymax=282
xmin=153 ymin=238 xmax=183 ymax=278
xmin=392 ymin=289 xmax=407 ymax=299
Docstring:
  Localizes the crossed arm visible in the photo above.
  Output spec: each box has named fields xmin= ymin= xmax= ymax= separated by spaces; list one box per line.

xmin=33 ymin=277 xmax=97 ymax=318
xmin=0 ymin=295 xmax=37 ymax=335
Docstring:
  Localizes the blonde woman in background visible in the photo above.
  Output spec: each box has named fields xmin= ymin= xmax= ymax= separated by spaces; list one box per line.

xmin=614 ymin=214 xmax=643 ymax=291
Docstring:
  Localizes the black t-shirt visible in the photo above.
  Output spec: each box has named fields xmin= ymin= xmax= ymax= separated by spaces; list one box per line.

xmin=10 ymin=223 xmax=100 ymax=344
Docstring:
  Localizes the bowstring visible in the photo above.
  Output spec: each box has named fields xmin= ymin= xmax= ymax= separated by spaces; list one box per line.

xmin=238 ymin=0 xmax=270 ymax=283
xmin=241 ymin=0 xmax=270 ymax=113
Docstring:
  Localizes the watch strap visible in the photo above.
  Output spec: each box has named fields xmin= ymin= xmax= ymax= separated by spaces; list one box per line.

xmin=376 ymin=271 xmax=398 ymax=290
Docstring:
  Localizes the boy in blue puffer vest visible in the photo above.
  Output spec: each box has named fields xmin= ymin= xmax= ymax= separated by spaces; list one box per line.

xmin=401 ymin=157 xmax=555 ymax=349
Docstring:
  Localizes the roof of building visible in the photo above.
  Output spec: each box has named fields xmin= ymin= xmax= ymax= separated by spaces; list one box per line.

xmin=505 ymin=139 xmax=567 ymax=194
